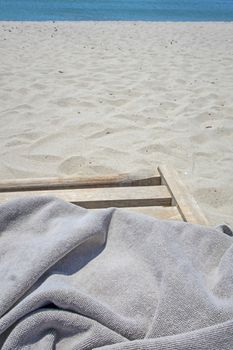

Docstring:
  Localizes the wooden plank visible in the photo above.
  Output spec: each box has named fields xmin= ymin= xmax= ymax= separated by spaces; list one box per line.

xmin=0 ymin=185 xmax=171 ymax=208
xmin=158 ymin=165 xmax=209 ymax=225
xmin=122 ymin=206 xmax=182 ymax=221
xmin=0 ymin=172 xmax=161 ymax=192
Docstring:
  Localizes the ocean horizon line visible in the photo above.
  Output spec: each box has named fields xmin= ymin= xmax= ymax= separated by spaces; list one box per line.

xmin=1 ymin=19 xmax=233 ymax=22
xmin=1 ymin=0 xmax=233 ymax=22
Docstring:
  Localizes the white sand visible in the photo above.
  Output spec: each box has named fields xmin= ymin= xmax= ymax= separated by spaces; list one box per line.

xmin=0 ymin=22 xmax=232 ymax=226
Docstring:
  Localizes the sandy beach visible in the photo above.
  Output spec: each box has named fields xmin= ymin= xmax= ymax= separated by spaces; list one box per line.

xmin=0 ymin=22 xmax=232 ymax=227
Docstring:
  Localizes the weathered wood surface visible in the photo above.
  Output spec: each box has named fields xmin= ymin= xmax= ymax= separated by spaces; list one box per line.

xmin=0 ymin=165 xmax=209 ymax=225
xmin=0 ymin=172 xmax=161 ymax=192
xmin=0 ymin=185 xmax=171 ymax=208
xmin=123 ymin=206 xmax=182 ymax=221
xmin=158 ymin=165 xmax=209 ymax=225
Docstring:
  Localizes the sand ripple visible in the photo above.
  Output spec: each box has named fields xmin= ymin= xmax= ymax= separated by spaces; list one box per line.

xmin=0 ymin=22 xmax=233 ymax=226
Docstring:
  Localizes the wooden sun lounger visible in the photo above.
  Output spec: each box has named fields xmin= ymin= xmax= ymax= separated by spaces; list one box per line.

xmin=0 ymin=165 xmax=209 ymax=225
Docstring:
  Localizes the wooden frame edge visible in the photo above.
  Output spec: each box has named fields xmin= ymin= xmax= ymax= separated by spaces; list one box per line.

xmin=158 ymin=165 xmax=209 ymax=226
xmin=0 ymin=172 xmax=161 ymax=192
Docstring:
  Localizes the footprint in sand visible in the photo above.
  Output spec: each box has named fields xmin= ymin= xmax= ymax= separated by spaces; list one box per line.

xmin=31 ymin=83 xmax=47 ymax=90
xmin=16 ymin=131 xmax=44 ymax=141
xmin=26 ymin=154 xmax=61 ymax=163
xmin=52 ymin=97 xmax=79 ymax=107
xmin=17 ymin=88 xmax=29 ymax=95
xmin=15 ymin=104 xmax=33 ymax=110
xmin=78 ymin=101 xmax=96 ymax=108
xmin=87 ymin=127 xmax=125 ymax=139
xmin=138 ymin=143 xmax=169 ymax=155
xmin=102 ymin=98 xmax=128 ymax=107
xmin=5 ymin=139 xmax=28 ymax=147
xmin=58 ymin=156 xmax=88 ymax=175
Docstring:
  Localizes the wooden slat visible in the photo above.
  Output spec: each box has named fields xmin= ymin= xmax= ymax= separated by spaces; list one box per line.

xmin=0 ymin=185 xmax=171 ymax=208
xmin=158 ymin=165 xmax=209 ymax=225
xmin=122 ymin=206 xmax=182 ymax=221
xmin=0 ymin=172 xmax=161 ymax=192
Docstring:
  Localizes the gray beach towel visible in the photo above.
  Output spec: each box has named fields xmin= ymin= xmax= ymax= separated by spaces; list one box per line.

xmin=0 ymin=196 xmax=232 ymax=349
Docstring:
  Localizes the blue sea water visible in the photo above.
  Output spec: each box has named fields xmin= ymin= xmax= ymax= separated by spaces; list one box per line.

xmin=0 ymin=0 xmax=233 ymax=21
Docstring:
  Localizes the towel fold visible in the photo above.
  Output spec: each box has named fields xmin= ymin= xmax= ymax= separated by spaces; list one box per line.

xmin=0 ymin=196 xmax=232 ymax=349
